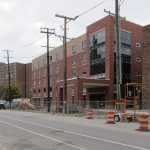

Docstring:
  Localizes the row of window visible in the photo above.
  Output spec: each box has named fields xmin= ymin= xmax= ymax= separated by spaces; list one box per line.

xmin=33 ymin=40 xmax=86 ymax=69
xmin=33 ymin=53 xmax=87 ymax=78
xmin=33 ymin=66 xmax=87 ymax=84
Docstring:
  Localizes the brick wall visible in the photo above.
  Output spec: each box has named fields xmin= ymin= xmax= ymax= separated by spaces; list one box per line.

xmin=142 ymin=25 xmax=150 ymax=108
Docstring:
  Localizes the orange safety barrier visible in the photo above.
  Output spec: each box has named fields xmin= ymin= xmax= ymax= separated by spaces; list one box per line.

xmin=86 ymin=108 xmax=93 ymax=119
xmin=106 ymin=111 xmax=115 ymax=124
xmin=137 ymin=113 xmax=150 ymax=132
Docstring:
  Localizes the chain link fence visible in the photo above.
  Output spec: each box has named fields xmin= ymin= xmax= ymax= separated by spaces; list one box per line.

xmin=3 ymin=99 xmax=150 ymax=120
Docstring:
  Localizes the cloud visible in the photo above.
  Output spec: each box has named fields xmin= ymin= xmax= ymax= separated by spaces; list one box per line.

xmin=0 ymin=0 xmax=17 ymax=11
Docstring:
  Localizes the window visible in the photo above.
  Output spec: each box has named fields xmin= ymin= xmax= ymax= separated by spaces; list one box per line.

xmin=44 ymin=88 xmax=46 ymax=93
xmin=38 ymin=70 xmax=41 ymax=78
xmin=43 ymin=59 xmax=46 ymax=65
xmin=50 ymin=65 xmax=52 ymax=74
xmin=82 ymin=53 xmax=86 ymax=63
xmin=38 ymin=89 xmax=40 ymax=93
xmin=33 ymin=63 xmax=36 ymax=69
xmin=44 ymin=78 xmax=46 ymax=85
xmin=50 ymin=75 xmax=52 ymax=82
xmin=49 ymin=56 xmax=52 ymax=63
xmin=34 ymin=89 xmax=36 ymax=93
xmin=90 ymin=30 xmax=105 ymax=47
xmin=34 ymin=81 xmax=36 ymax=86
xmin=120 ymin=31 xmax=131 ymax=45
xmin=56 ymin=64 xmax=60 ymax=73
xmin=33 ymin=71 xmax=36 ymax=79
xmin=44 ymin=68 xmax=46 ymax=76
xmin=38 ymin=61 xmax=40 ymax=67
xmin=72 ymin=44 xmax=76 ymax=54
xmin=136 ymin=57 xmax=141 ymax=63
xmin=56 ymin=52 xmax=60 ymax=61
xmin=82 ymin=66 xmax=86 ymax=78
xmin=72 ymin=69 xmax=76 ymax=78
xmin=38 ymin=80 xmax=41 ymax=85
xmin=82 ymin=40 xmax=86 ymax=50
xmin=72 ymin=56 xmax=76 ymax=65
xmin=56 ymin=73 xmax=59 ymax=81
xmin=136 ymin=43 xmax=141 ymax=48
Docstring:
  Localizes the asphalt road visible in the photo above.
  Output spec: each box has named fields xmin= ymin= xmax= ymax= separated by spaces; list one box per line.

xmin=0 ymin=110 xmax=149 ymax=150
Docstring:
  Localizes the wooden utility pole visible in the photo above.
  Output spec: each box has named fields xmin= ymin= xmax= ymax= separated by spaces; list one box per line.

xmin=41 ymin=28 xmax=55 ymax=112
xmin=104 ymin=6 xmax=125 ymax=103
xmin=55 ymin=14 xmax=77 ymax=113
xmin=115 ymin=0 xmax=122 ymax=103
xmin=3 ymin=50 xmax=13 ymax=109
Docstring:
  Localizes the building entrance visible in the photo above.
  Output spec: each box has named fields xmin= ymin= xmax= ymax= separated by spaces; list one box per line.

xmin=89 ymin=94 xmax=105 ymax=108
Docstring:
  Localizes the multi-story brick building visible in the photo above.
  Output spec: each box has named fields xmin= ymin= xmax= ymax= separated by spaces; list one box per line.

xmin=0 ymin=62 xmax=32 ymax=99
xmin=31 ymin=15 xmax=143 ymax=110
xmin=142 ymin=25 xmax=150 ymax=108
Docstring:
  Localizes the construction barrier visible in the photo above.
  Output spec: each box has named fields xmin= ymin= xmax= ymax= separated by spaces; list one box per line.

xmin=106 ymin=110 xmax=115 ymax=124
xmin=137 ymin=113 xmax=150 ymax=132
xmin=86 ymin=108 xmax=93 ymax=119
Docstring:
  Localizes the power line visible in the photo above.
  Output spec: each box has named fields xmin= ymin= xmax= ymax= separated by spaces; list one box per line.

xmin=22 ymin=35 xmax=46 ymax=48
xmin=75 ymin=0 xmax=105 ymax=19
xmin=120 ymin=0 xmax=125 ymax=7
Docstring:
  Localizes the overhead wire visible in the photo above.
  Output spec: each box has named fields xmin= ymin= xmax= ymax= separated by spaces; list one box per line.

xmin=75 ymin=0 xmax=105 ymax=19
xmin=22 ymin=35 xmax=46 ymax=48
xmin=9 ymin=0 xmax=106 ymax=61
xmin=120 ymin=0 xmax=125 ymax=7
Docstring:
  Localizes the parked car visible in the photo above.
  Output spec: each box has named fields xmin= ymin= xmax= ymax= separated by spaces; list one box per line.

xmin=0 ymin=103 xmax=5 ymax=109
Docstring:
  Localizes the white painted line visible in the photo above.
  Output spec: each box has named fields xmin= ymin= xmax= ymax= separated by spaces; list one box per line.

xmin=0 ymin=114 xmax=149 ymax=150
xmin=0 ymin=120 xmax=88 ymax=150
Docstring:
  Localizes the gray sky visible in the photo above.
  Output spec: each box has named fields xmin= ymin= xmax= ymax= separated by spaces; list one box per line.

xmin=0 ymin=0 xmax=149 ymax=63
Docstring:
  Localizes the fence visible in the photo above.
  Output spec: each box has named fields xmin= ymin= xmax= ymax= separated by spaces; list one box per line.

xmin=4 ymin=100 xmax=150 ymax=120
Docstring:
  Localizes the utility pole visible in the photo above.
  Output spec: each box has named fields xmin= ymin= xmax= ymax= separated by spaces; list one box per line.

xmin=41 ymin=28 xmax=55 ymax=112
xmin=55 ymin=14 xmax=77 ymax=113
xmin=115 ymin=0 xmax=122 ymax=101
xmin=104 ymin=2 xmax=125 ymax=111
xmin=3 ymin=50 xmax=13 ymax=109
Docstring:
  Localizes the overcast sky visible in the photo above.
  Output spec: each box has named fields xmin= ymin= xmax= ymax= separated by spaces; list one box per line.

xmin=0 ymin=0 xmax=149 ymax=64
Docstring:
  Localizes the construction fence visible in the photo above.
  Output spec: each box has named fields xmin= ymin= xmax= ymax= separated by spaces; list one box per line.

xmin=4 ymin=99 xmax=150 ymax=120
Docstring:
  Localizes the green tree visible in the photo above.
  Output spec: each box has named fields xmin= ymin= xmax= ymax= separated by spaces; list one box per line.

xmin=1 ymin=84 xmax=21 ymax=100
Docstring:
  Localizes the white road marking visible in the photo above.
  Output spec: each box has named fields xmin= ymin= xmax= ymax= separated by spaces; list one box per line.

xmin=0 ymin=114 xmax=149 ymax=150
xmin=0 ymin=120 xmax=88 ymax=150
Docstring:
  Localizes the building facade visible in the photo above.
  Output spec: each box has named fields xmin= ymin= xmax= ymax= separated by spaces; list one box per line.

xmin=31 ymin=15 xmax=143 ymax=110
xmin=142 ymin=25 xmax=150 ymax=108
xmin=0 ymin=62 xmax=32 ymax=99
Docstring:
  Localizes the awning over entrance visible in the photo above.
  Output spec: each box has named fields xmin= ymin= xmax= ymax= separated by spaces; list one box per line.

xmin=83 ymin=82 xmax=109 ymax=88
xmin=82 ymin=78 xmax=110 ymax=88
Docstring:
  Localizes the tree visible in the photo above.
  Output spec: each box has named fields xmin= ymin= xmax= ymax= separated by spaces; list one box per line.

xmin=1 ymin=84 xmax=21 ymax=100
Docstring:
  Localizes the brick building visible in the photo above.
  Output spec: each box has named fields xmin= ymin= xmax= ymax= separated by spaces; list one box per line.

xmin=31 ymin=15 xmax=143 ymax=110
xmin=0 ymin=62 xmax=32 ymax=99
xmin=142 ymin=25 xmax=150 ymax=108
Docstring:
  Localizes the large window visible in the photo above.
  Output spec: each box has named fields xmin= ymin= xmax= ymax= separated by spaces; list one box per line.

xmin=90 ymin=29 xmax=106 ymax=77
xmin=90 ymin=30 xmax=105 ymax=47
xmin=114 ymin=30 xmax=132 ymax=84
xmin=121 ymin=31 xmax=131 ymax=45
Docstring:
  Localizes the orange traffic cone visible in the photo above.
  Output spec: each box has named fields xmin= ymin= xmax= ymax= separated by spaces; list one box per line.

xmin=86 ymin=108 xmax=93 ymax=119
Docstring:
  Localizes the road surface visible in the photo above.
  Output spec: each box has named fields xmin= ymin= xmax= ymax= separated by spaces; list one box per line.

xmin=0 ymin=110 xmax=149 ymax=150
